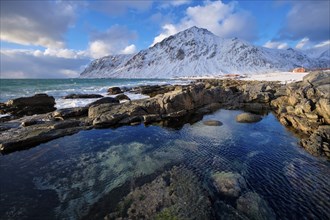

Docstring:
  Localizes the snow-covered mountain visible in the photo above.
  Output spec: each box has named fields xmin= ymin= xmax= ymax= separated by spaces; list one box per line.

xmin=80 ymin=26 xmax=329 ymax=78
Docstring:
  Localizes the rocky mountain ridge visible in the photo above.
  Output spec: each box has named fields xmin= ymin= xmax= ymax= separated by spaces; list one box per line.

xmin=80 ymin=26 xmax=329 ymax=78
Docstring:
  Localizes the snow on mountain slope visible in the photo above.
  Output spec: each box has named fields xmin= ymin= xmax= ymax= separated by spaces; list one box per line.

xmin=80 ymin=26 xmax=329 ymax=78
xmin=304 ymin=44 xmax=330 ymax=60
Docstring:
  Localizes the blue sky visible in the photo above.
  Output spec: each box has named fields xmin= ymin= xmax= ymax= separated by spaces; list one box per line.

xmin=0 ymin=0 xmax=329 ymax=78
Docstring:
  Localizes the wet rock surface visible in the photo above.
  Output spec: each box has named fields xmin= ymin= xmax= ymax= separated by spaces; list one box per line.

xmin=0 ymin=117 xmax=89 ymax=154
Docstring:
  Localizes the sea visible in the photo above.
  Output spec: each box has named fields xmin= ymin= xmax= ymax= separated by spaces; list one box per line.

xmin=0 ymin=79 xmax=329 ymax=219
xmin=0 ymin=78 xmax=189 ymax=109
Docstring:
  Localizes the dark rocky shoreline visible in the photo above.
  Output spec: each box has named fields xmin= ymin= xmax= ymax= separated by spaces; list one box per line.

xmin=0 ymin=71 xmax=329 ymax=159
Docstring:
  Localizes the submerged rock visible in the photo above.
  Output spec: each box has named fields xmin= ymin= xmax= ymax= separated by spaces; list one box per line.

xmin=236 ymin=192 xmax=276 ymax=220
xmin=203 ymin=120 xmax=223 ymax=126
xmin=105 ymin=166 xmax=211 ymax=219
xmin=236 ymin=113 xmax=262 ymax=123
xmin=211 ymin=171 xmax=247 ymax=197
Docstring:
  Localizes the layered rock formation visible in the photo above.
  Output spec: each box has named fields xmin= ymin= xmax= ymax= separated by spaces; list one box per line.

xmin=271 ymin=71 xmax=330 ymax=157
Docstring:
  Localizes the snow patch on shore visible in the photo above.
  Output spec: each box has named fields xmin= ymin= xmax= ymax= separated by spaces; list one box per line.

xmin=241 ymin=72 xmax=309 ymax=84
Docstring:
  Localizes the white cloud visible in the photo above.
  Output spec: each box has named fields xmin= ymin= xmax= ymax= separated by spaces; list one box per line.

xmin=88 ymin=41 xmax=111 ymax=59
xmin=0 ymin=49 xmax=90 ymax=78
xmin=0 ymin=1 xmax=77 ymax=48
xmin=151 ymin=24 xmax=178 ymax=46
xmin=295 ymin=37 xmax=310 ymax=49
xmin=279 ymin=1 xmax=330 ymax=41
xmin=314 ymin=40 xmax=330 ymax=48
xmin=151 ymin=0 xmax=257 ymax=46
xmin=121 ymin=44 xmax=137 ymax=54
xmin=87 ymin=25 xmax=137 ymax=58
xmin=264 ymin=41 xmax=289 ymax=49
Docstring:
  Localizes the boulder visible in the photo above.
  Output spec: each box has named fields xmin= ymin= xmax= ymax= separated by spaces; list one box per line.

xmin=88 ymin=101 xmax=152 ymax=127
xmin=6 ymin=93 xmax=55 ymax=107
xmin=87 ymin=97 xmax=119 ymax=107
xmin=236 ymin=192 xmax=276 ymax=220
xmin=211 ymin=171 xmax=247 ymax=197
xmin=3 ymin=94 xmax=56 ymax=116
xmin=115 ymin=94 xmax=131 ymax=101
xmin=203 ymin=120 xmax=223 ymax=126
xmin=107 ymin=87 xmax=122 ymax=95
xmin=63 ymin=94 xmax=103 ymax=99
xmin=236 ymin=113 xmax=262 ymax=123
xmin=88 ymin=103 xmax=120 ymax=119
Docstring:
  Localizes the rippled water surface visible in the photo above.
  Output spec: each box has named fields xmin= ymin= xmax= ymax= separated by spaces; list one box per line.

xmin=0 ymin=110 xmax=329 ymax=219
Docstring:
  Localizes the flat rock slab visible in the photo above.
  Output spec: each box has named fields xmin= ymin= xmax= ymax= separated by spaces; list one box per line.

xmin=0 ymin=120 xmax=84 ymax=154
xmin=203 ymin=120 xmax=223 ymax=126
xmin=52 ymin=107 xmax=89 ymax=118
xmin=236 ymin=113 xmax=262 ymax=123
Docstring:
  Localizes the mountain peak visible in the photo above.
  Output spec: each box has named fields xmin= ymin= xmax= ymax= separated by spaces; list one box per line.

xmin=178 ymin=26 xmax=215 ymax=37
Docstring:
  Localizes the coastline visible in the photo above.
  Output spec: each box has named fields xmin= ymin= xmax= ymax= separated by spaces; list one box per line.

xmin=0 ymin=71 xmax=329 ymax=159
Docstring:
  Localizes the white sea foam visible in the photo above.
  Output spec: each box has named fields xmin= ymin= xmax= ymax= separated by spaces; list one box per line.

xmin=55 ymin=92 xmax=149 ymax=109
xmin=0 ymin=113 xmax=11 ymax=118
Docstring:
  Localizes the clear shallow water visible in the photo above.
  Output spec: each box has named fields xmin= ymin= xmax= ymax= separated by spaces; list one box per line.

xmin=0 ymin=110 xmax=329 ymax=219
xmin=0 ymin=78 xmax=188 ymax=109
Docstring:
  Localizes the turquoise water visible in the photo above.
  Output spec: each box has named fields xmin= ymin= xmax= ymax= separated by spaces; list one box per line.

xmin=0 ymin=110 xmax=329 ymax=219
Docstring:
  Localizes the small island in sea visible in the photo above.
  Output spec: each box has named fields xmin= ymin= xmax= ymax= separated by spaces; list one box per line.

xmin=1 ymin=1 xmax=330 ymax=220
